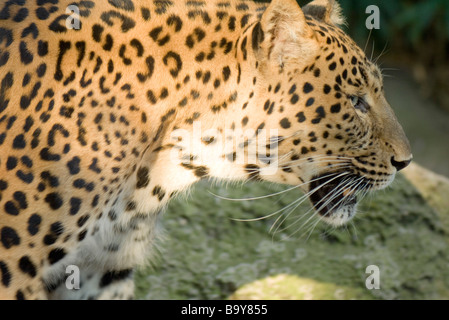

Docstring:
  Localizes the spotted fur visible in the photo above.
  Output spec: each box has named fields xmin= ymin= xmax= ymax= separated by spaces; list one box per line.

xmin=0 ymin=0 xmax=411 ymax=299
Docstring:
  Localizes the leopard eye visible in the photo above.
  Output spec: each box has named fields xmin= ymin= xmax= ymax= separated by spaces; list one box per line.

xmin=350 ymin=95 xmax=369 ymax=113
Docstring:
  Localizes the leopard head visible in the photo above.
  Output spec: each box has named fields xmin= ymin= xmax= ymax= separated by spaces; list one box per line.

xmin=247 ymin=0 xmax=412 ymax=226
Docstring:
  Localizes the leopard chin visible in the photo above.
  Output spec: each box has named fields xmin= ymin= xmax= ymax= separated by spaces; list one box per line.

xmin=318 ymin=202 xmax=358 ymax=227
xmin=308 ymin=172 xmax=362 ymax=226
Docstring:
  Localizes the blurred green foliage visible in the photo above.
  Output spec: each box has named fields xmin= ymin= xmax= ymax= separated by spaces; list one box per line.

xmin=335 ymin=0 xmax=449 ymax=54
xmin=394 ymin=0 xmax=449 ymax=46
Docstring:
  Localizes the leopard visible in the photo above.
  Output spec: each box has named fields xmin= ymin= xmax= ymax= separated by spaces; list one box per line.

xmin=0 ymin=0 xmax=412 ymax=299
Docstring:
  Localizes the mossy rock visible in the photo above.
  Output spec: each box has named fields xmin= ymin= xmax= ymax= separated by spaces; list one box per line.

xmin=229 ymin=274 xmax=370 ymax=300
xmin=135 ymin=163 xmax=449 ymax=300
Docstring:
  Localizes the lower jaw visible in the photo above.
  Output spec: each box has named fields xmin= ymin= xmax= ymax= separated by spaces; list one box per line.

xmin=318 ymin=203 xmax=358 ymax=226
xmin=308 ymin=174 xmax=359 ymax=223
xmin=305 ymin=170 xmax=396 ymax=226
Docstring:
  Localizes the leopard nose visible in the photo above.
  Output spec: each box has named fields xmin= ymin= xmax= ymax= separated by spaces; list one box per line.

xmin=390 ymin=156 xmax=412 ymax=171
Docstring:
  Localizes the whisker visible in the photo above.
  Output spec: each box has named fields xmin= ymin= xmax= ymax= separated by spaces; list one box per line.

xmin=273 ymin=155 xmax=352 ymax=168
xmin=232 ymin=171 xmax=352 ymax=226
xmin=277 ymin=158 xmax=350 ymax=168
xmin=230 ymin=197 xmax=302 ymax=222
xmin=374 ymin=41 xmax=389 ymax=64
xmin=286 ymin=176 xmax=364 ymax=239
xmin=304 ymin=216 xmax=324 ymax=241
xmin=364 ymin=28 xmax=373 ymax=54
xmin=208 ymin=171 xmax=346 ymax=202
xmin=349 ymin=220 xmax=358 ymax=240
xmin=278 ymin=163 xmax=352 ymax=172
xmin=270 ymin=172 xmax=353 ymax=236
xmin=380 ymin=67 xmax=399 ymax=71
xmin=299 ymin=180 xmax=361 ymax=240
xmin=291 ymin=176 xmax=358 ymax=228
xmin=273 ymin=157 xmax=353 ymax=170
xmin=269 ymin=191 xmax=312 ymax=236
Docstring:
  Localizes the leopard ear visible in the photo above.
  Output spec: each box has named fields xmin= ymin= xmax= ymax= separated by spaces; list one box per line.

xmin=302 ymin=0 xmax=345 ymax=27
xmin=260 ymin=0 xmax=318 ymax=69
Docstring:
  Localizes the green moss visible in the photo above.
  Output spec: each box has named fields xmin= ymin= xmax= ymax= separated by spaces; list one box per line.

xmin=135 ymin=165 xmax=449 ymax=300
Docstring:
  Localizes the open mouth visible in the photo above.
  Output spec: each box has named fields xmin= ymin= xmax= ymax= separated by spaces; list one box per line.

xmin=308 ymin=172 xmax=362 ymax=221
